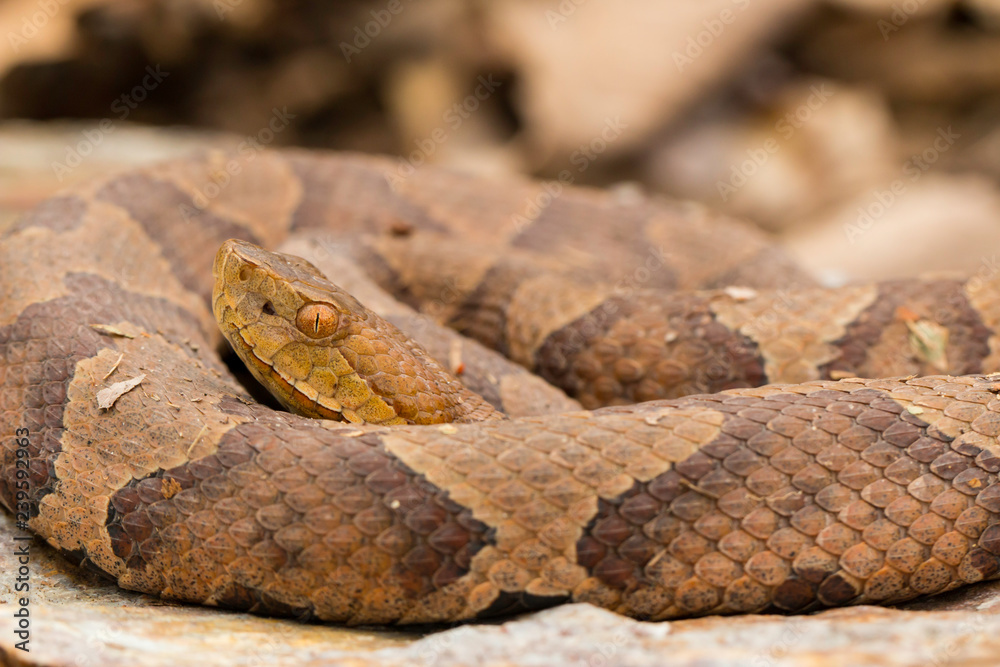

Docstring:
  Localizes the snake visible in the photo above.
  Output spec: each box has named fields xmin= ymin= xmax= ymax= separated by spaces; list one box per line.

xmin=5 ymin=148 xmax=1000 ymax=625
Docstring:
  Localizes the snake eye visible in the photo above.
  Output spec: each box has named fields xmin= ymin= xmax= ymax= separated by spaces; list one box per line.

xmin=295 ymin=303 xmax=339 ymax=339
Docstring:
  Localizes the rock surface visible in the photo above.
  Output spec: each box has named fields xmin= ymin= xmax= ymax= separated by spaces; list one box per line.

xmin=5 ymin=510 xmax=1000 ymax=667
xmin=784 ymin=173 xmax=1000 ymax=284
xmin=485 ymin=0 xmax=814 ymax=160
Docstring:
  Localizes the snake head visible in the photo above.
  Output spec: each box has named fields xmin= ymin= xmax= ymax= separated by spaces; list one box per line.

xmin=213 ymin=238 xmax=365 ymax=327
xmin=212 ymin=239 xmax=478 ymax=426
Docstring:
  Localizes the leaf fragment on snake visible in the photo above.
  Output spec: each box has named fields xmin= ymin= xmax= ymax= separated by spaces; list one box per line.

xmin=89 ymin=323 xmax=135 ymax=338
xmin=96 ymin=373 xmax=147 ymax=409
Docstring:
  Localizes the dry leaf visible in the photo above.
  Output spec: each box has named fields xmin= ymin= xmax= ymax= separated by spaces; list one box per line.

xmin=89 ymin=324 xmax=135 ymax=338
xmin=97 ymin=374 xmax=146 ymax=410
xmin=723 ymin=286 xmax=758 ymax=301
xmin=906 ymin=319 xmax=949 ymax=372
xmin=101 ymin=352 xmax=125 ymax=380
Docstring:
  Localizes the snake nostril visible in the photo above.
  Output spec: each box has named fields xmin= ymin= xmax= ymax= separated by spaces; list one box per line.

xmin=239 ymin=267 xmax=252 ymax=281
xmin=262 ymin=302 xmax=276 ymax=316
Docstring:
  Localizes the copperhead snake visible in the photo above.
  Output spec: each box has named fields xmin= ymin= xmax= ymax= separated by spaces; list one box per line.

xmin=4 ymin=148 xmax=1000 ymax=625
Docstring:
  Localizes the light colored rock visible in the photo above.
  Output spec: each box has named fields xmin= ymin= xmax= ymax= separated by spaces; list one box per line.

xmin=645 ymin=81 xmax=898 ymax=231
xmin=380 ymin=602 xmax=1000 ymax=667
xmin=783 ymin=173 xmax=1000 ymax=284
xmin=0 ymin=0 xmax=107 ymax=79
xmin=485 ymin=0 xmax=814 ymax=162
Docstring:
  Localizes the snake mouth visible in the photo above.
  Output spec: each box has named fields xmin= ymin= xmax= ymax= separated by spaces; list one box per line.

xmin=219 ymin=336 xmax=287 ymax=413
xmin=220 ymin=319 xmax=360 ymax=423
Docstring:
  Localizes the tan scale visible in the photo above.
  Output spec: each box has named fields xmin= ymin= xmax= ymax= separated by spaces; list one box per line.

xmin=40 ymin=332 xmax=251 ymax=590
xmin=966 ymin=269 xmax=1000 ymax=372
xmin=709 ymin=285 xmax=880 ymax=383
xmin=505 ymin=275 xmax=613 ymax=368
xmin=0 ymin=200 xmax=210 ymax=332
xmin=382 ymin=404 xmax=721 ymax=615
xmin=367 ymin=234 xmax=500 ymax=325
xmin=391 ymin=167 xmax=544 ymax=247
xmin=147 ymin=149 xmax=303 ymax=250
xmin=643 ymin=210 xmax=777 ymax=290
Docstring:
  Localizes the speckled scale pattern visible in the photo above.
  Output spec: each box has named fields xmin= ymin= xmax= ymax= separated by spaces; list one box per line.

xmin=535 ymin=293 xmax=765 ymax=408
xmin=103 ymin=403 xmax=494 ymax=624
xmin=368 ymin=375 xmax=1000 ymax=621
xmin=585 ymin=380 xmax=1000 ymax=617
xmin=379 ymin=268 xmax=999 ymax=407
xmin=5 ymin=149 xmax=1000 ymax=625
xmin=0 ymin=274 xmax=216 ymax=513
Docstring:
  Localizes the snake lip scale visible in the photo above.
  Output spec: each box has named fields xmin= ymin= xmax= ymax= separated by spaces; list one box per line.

xmin=4 ymin=149 xmax=1000 ymax=625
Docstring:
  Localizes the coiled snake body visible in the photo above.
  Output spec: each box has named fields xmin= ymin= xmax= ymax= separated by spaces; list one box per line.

xmin=4 ymin=149 xmax=1000 ymax=624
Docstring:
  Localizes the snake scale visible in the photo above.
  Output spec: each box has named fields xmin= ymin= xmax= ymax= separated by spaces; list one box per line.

xmin=5 ymin=149 xmax=1000 ymax=625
